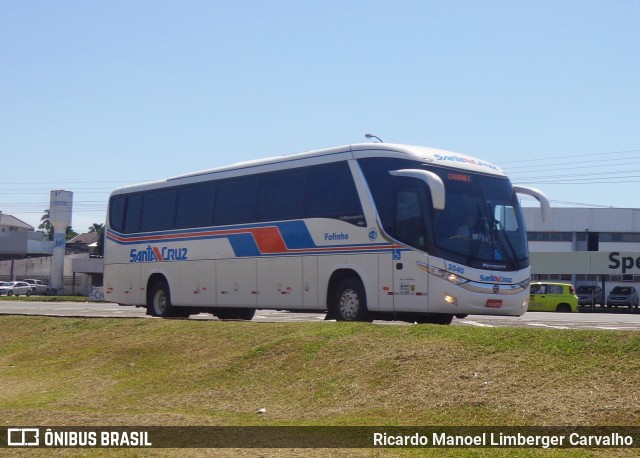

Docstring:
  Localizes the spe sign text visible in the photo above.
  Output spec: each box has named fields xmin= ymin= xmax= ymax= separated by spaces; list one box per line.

xmin=608 ymin=252 xmax=640 ymax=274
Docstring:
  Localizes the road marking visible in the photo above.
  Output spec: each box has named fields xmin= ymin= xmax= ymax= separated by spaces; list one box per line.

xmin=461 ymin=320 xmax=495 ymax=327
xmin=593 ymin=326 xmax=633 ymax=331
xmin=528 ymin=323 xmax=570 ymax=330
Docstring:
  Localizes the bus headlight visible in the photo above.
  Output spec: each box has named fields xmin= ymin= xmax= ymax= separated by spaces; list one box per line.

xmin=444 ymin=294 xmax=457 ymax=305
xmin=518 ymin=277 xmax=531 ymax=289
xmin=423 ymin=264 xmax=470 ymax=286
xmin=445 ymin=273 xmax=467 ymax=285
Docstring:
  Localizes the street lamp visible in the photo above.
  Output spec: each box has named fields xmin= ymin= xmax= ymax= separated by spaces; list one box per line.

xmin=365 ymin=133 xmax=383 ymax=143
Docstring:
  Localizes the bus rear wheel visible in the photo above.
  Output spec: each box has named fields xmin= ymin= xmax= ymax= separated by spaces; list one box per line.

xmin=333 ymin=277 xmax=369 ymax=322
xmin=148 ymin=281 xmax=177 ymax=318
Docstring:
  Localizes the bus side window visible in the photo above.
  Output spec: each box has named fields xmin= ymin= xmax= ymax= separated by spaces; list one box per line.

xmin=257 ymin=169 xmax=305 ymax=221
xmin=124 ymin=194 xmax=143 ymax=234
xmin=141 ymin=189 xmax=177 ymax=232
xmin=306 ymin=162 xmax=365 ymax=225
xmin=108 ymin=195 xmax=127 ymax=232
xmin=214 ymin=176 xmax=258 ymax=225
xmin=176 ymin=182 xmax=216 ymax=228
xmin=394 ymin=189 xmax=427 ymax=251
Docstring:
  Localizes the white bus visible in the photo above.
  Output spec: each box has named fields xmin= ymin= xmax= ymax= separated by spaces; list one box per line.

xmin=104 ymin=143 xmax=549 ymax=324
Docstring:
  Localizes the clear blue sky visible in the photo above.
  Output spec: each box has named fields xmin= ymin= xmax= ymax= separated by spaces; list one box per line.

xmin=2 ymin=1 xmax=639 ymax=232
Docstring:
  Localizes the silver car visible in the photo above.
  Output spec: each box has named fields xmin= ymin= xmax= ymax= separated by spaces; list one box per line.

xmin=23 ymin=279 xmax=50 ymax=295
xmin=606 ymin=286 xmax=640 ymax=309
xmin=0 ymin=281 xmax=33 ymax=296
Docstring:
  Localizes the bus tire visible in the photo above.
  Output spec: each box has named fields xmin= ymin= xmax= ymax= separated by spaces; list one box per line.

xmin=416 ymin=314 xmax=454 ymax=325
xmin=333 ymin=277 xmax=369 ymax=322
xmin=148 ymin=281 xmax=175 ymax=318
xmin=214 ymin=308 xmax=256 ymax=321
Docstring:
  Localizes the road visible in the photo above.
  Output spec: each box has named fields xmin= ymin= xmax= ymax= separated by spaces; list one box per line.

xmin=1 ymin=300 xmax=640 ymax=330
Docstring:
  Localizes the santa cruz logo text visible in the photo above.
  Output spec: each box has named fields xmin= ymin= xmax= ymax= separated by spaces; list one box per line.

xmin=129 ymin=245 xmax=188 ymax=263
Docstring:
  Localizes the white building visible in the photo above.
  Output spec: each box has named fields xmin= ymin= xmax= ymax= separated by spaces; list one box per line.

xmin=523 ymin=207 xmax=640 ymax=295
xmin=0 ymin=212 xmax=101 ymax=295
xmin=0 ymin=212 xmax=52 ymax=261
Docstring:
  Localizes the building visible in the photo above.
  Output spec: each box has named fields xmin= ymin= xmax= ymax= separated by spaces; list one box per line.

xmin=0 ymin=212 xmax=52 ymax=261
xmin=0 ymin=212 xmax=102 ymax=295
xmin=523 ymin=207 xmax=640 ymax=296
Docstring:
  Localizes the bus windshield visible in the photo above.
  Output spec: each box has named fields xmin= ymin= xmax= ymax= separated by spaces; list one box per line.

xmin=358 ymin=157 xmax=528 ymax=271
xmin=432 ymin=171 xmax=528 ymax=270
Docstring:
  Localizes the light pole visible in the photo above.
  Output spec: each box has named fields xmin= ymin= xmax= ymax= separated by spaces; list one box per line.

xmin=365 ymin=133 xmax=383 ymax=143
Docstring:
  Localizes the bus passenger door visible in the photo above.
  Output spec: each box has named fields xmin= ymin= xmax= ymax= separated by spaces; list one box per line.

xmin=391 ymin=188 xmax=430 ymax=313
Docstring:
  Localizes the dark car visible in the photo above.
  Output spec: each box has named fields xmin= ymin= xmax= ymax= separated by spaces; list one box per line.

xmin=606 ymin=286 xmax=640 ymax=309
xmin=576 ymin=285 xmax=604 ymax=307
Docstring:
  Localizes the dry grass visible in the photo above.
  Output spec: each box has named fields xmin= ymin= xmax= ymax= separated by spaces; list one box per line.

xmin=1 ymin=316 xmax=639 ymax=456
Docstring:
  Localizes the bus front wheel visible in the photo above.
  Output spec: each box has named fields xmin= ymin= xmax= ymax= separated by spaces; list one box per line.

xmin=333 ymin=277 xmax=369 ymax=322
xmin=214 ymin=308 xmax=256 ymax=321
xmin=415 ymin=314 xmax=454 ymax=325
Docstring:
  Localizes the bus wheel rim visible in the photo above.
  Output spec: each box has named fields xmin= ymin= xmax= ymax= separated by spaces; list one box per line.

xmin=154 ymin=290 xmax=167 ymax=314
xmin=339 ymin=288 xmax=359 ymax=319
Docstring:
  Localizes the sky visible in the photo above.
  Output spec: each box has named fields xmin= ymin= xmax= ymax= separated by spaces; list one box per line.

xmin=1 ymin=1 xmax=639 ymax=233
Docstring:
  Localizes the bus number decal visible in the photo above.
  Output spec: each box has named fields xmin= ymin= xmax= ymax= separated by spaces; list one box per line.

xmin=447 ymin=263 xmax=464 ymax=274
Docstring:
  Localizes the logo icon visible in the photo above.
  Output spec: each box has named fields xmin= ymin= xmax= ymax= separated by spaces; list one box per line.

xmin=7 ymin=428 xmax=40 ymax=447
xmin=368 ymin=229 xmax=377 ymax=240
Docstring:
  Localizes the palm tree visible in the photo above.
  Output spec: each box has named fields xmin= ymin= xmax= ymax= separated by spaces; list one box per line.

xmin=38 ymin=209 xmax=78 ymax=241
xmin=89 ymin=223 xmax=105 ymax=256
xmin=38 ymin=210 xmax=54 ymax=241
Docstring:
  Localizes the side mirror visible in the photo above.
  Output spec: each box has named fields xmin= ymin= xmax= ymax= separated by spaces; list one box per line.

xmin=513 ymin=185 xmax=550 ymax=222
xmin=389 ymin=169 xmax=446 ymax=210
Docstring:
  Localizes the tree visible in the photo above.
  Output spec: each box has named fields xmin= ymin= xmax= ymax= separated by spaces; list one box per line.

xmin=88 ymin=223 xmax=104 ymax=233
xmin=38 ymin=210 xmax=53 ymax=241
xmin=89 ymin=223 xmax=105 ymax=256
xmin=38 ymin=209 xmax=78 ymax=241
xmin=66 ymin=226 xmax=78 ymax=240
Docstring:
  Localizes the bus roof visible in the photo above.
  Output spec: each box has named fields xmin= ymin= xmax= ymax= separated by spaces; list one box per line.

xmin=111 ymin=143 xmax=506 ymax=195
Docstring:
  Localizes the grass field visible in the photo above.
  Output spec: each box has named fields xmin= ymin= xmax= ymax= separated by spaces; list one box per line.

xmin=1 ymin=315 xmax=639 ymax=457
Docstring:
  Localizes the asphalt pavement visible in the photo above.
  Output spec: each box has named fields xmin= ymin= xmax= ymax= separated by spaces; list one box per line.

xmin=2 ymin=300 xmax=640 ymax=330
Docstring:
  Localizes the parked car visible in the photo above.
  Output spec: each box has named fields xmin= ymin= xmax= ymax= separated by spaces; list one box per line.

xmin=0 ymin=281 xmax=33 ymax=297
xmin=576 ymin=285 xmax=604 ymax=307
xmin=606 ymin=286 xmax=640 ymax=309
xmin=529 ymin=282 xmax=578 ymax=313
xmin=23 ymin=279 xmax=50 ymax=295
